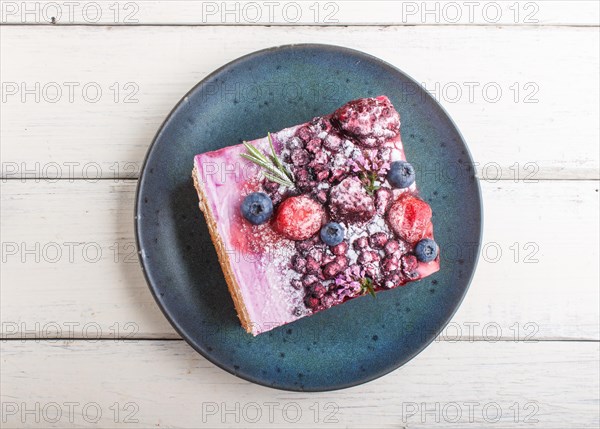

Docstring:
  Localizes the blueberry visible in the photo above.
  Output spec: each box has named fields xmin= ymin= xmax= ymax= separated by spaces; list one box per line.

xmin=241 ymin=192 xmax=273 ymax=225
xmin=415 ymin=238 xmax=439 ymax=263
xmin=320 ymin=222 xmax=345 ymax=246
xmin=387 ymin=160 xmax=415 ymax=189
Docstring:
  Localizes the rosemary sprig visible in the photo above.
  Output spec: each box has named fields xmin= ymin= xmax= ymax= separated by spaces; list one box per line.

xmin=240 ymin=134 xmax=294 ymax=188
xmin=360 ymin=277 xmax=376 ymax=298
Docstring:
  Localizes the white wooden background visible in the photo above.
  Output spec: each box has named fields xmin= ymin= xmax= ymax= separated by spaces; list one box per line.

xmin=1 ymin=1 xmax=599 ymax=428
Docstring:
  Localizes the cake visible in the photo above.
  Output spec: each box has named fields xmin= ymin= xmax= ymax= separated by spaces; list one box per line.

xmin=193 ymin=96 xmax=440 ymax=335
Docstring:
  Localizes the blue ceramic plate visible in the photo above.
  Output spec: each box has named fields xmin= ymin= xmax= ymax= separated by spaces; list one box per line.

xmin=135 ymin=44 xmax=482 ymax=391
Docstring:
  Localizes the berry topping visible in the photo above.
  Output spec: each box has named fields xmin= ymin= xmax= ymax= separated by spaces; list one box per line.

xmin=329 ymin=176 xmax=376 ymax=222
xmin=331 ymin=241 xmax=348 ymax=256
xmin=387 ymin=160 xmax=416 ymax=189
xmin=291 ymin=255 xmax=307 ymax=273
xmin=331 ymin=96 xmax=400 ymax=148
xmin=381 ymin=255 xmax=400 ymax=273
xmin=375 ymin=187 xmax=393 ymax=215
xmin=401 ymin=254 xmax=419 ymax=274
xmin=320 ymin=222 xmax=345 ymax=246
xmin=274 ymin=195 xmax=325 ymax=241
xmin=304 ymin=295 xmax=320 ymax=310
xmin=240 ymin=192 xmax=273 ymax=225
xmin=415 ymin=238 xmax=439 ymax=263
xmin=310 ymin=283 xmax=328 ymax=298
xmin=384 ymin=239 xmax=400 ymax=255
xmin=353 ymin=236 xmax=369 ymax=250
xmin=323 ymin=262 xmax=343 ymax=279
xmin=290 ymin=149 xmax=310 ymax=166
xmin=387 ymin=194 xmax=433 ymax=243
xmin=383 ymin=273 xmax=402 ymax=289
xmin=369 ymin=232 xmax=389 ymax=249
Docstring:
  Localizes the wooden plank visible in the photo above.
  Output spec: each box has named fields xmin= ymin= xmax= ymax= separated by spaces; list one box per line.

xmin=1 ymin=1 xmax=598 ymax=26
xmin=1 ymin=25 xmax=598 ymax=180
xmin=0 ymin=340 xmax=598 ymax=428
xmin=1 ymin=180 xmax=598 ymax=340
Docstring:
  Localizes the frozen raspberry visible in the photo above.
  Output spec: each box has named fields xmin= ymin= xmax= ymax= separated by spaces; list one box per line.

xmin=383 ymin=273 xmax=402 ymax=289
xmin=306 ymin=138 xmax=321 ymax=153
xmin=319 ymin=294 xmax=335 ymax=309
xmin=332 ymin=241 xmax=348 ymax=255
xmin=317 ymin=190 xmax=329 ymax=204
xmin=334 ymin=255 xmax=348 ymax=269
xmin=387 ymin=194 xmax=433 ymax=244
xmin=375 ymin=187 xmax=393 ymax=215
xmin=323 ymin=133 xmax=342 ymax=151
xmin=329 ymin=167 xmax=347 ymax=183
xmin=331 ymin=96 xmax=400 ymax=148
xmin=304 ymin=295 xmax=320 ymax=310
xmin=307 ymin=247 xmax=324 ymax=263
xmin=291 ymin=149 xmax=310 ymax=166
xmin=305 ymin=256 xmax=321 ymax=274
xmin=381 ymin=255 xmax=400 ymax=273
xmin=323 ymin=262 xmax=342 ymax=279
xmin=290 ymin=279 xmax=303 ymax=290
xmin=322 ymin=253 xmax=336 ymax=265
xmin=401 ymin=254 xmax=418 ymax=275
xmin=363 ymin=264 xmax=381 ymax=282
xmin=302 ymin=274 xmax=319 ymax=287
xmin=262 ymin=180 xmax=279 ymax=193
xmin=274 ymin=195 xmax=325 ymax=241
xmin=316 ymin=170 xmax=330 ymax=182
xmin=295 ymin=239 xmax=312 ymax=253
xmin=369 ymin=232 xmax=388 ymax=249
xmin=311 ymin=150 xmax=329 ymax=167
xmin=294 ymin=168 xmax=310 ymax=183
xmin=353 ymin=236 xmax=369 ymax=250
xmin=358 ymin=250 xmax=380 ymax=265
xmin=291 ymin=255 xmax=307 ymax=273
xmin=297 ymin=126 xmax=312 ymax=142
xmin=329 ymin=176 xmax=376 ymax=222
xmin=384 ymin=239 xmax=400 ymax=255
xmin=310 ymin=283 xmax=327 ymax=298
xmin=287 ymin=137 xmax=303 ymax=150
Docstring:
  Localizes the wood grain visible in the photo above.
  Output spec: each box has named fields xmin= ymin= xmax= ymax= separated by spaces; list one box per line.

xmin=1 ymin=0 xmax=598 ymax=26
xmin=2 ymin=179 xmax=598 ymax=340
xmin=1 ymin=25 xmax=598 ymax=180
xmin=1 ymin=340 xmax=598 ymax=428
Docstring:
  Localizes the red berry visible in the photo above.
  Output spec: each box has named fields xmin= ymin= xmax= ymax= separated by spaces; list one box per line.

xmin=334 ymin=255 xmax=349 ymax=269
xmin=304 ymin=296 xmax=320 ymax=309
xmin=387 ymin=194 xmax=432 ymax=244
xmin=381 ymin=255 xmax=400 ymax=273
xmin=306 ymin=138 xmax=321 ymax=153
xmin=331 ymin=96 xmax=400 ymax=148
xmin=323 ymin=262 xmax=342 ymax=279
xmin=353 ymin=236 xmax=369 ymax=250
xmin=329 ymin=177 xmax=376 ymax=222
xmin=274 ymin=195 xmax=325 ymax=241
xmin=332 ymin=241 xmax=348 ymax=255
xmin=401 ymin=254 xmax=418 ymax=274
xmin=375 ymin=187 xmax=393 ymax=215
xmin=369 ymin=232 xmax=388 ymax=249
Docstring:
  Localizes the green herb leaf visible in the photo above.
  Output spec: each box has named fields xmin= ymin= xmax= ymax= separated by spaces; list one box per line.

xmin=241 ymin=138 xmax=294 ymax=188
xmin=360 ymin=277 xmax=376 ymax=298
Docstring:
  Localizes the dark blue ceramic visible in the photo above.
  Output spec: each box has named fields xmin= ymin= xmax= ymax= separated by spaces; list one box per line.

xmin=135 ymin=44 xmax=482 ymax=391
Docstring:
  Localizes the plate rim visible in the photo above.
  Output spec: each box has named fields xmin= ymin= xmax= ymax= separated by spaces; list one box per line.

xmin=134 ymin=43 xmax=483 ymax=392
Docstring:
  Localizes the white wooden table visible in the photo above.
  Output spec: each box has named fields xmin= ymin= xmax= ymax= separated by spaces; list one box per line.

xmin=1 ymin=1 xmax=599 ymax=428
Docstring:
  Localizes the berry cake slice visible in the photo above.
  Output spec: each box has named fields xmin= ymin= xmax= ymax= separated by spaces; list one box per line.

xmin=193 ymin=96 xmax=440 ymax=335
